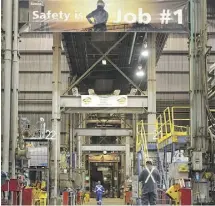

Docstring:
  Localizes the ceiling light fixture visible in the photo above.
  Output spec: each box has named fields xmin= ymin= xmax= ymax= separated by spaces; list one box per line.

xmin=136 ymin=70 xmax=145 ymax=77
xmin=141 ymin=50 xmax=149 ymax=57
xmin=102 ymin=59 xmax=107 ymax=65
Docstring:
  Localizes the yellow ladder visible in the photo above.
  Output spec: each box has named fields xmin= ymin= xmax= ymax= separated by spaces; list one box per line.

xmin=137 ymin=120 xmax=149 ymax=166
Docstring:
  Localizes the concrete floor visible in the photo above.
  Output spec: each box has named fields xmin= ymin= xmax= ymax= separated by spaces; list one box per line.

xmin=85 ymin=198 xmax=124 ymax=205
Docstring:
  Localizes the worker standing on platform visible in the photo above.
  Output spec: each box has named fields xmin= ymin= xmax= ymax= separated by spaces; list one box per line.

xmin=94 ymin=181 xmax=105 ymax=205
xmin=139 ymin=159 xmax=161 ymax=205
xmin=86 ymin=0 xmax=109 ymax=31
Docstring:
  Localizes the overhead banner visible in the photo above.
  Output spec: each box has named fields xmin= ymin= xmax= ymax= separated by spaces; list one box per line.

xmin=28 ymin=0 xmax=188 ymax=32
xmin=81 ymin=95 xmax=127 ymax=107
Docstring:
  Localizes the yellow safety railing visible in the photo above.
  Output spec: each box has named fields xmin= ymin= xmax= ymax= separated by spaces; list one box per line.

xmin=136 ymin=120 xmax=157 ymax=165
xmin=136 ymin=120 xmax=149 ymax=165
xmin=156 ymin=107 xmax=190 ymax=145
xmin=137 ymin=107 xmax=215 ymax=149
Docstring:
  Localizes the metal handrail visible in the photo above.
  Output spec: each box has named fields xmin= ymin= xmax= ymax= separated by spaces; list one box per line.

xmin=156 ymin=107 xmax=190 ymax=144
xmin=136 ymin=120 xmax=150 ymax=165
xmin=137 ymin=107 xmax=215 ymax=148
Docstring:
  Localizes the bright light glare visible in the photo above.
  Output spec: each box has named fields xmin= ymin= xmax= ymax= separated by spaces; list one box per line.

xmin=102 ymin=59 xmax=107 ymax=65
xmin=136 ymin=70 xmax=144 ymax=77
xmin=138 ymin=65 xmax=142 ymax=70
xmin=141 ymin=50 xmax=149 ymax=57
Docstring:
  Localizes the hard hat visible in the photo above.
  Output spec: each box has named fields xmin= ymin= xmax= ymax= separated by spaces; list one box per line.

xmin=98 ymin=181 xmax=101 ymax=184
xmin=146 ymin=159 xmax=153 ymax=164
xmin=97 ymin=0 xmax=105 ymax=7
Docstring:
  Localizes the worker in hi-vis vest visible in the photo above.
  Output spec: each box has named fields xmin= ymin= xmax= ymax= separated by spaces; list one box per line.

xmin=139 ymin=159 xmax=161 ymax=205
xmin=94 ymin=181 xmax=105 ymax=205
xmin=86 ymin=0 xmax=109 ymax=31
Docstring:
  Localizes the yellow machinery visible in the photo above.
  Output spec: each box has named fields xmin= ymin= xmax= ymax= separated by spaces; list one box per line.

xmin=166 ymin=184 xmax=181 ymax=205
xmin=84 ymin=192 xmax=90 ymax=203
xmin=26 ymin=180 xmax=47 ymax=205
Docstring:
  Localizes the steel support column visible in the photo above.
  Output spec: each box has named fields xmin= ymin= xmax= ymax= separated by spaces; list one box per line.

xmin=125 ymin=134 xmax=130 ymax=176
xmin=120 ymin=114 xmax=126 ymax=180
xmin=133 ymin=114 xmax=138 ymax=175
xmin=77 ymin=114 xmax=84 ymax=169
xmin=147 ymin=33 xmax=157 ymax=142
xmin=69 ymin=114 xmax=74 ymax=180
xmin=122 ymin=115 xmax=131 ymax=177
xmin=50 ymin=33 xmax=62 ymax=205
xmin=189 ymin=0 xmax=209 ymax=204
xmin=11 ymin=0 xmax=19 ymax=178
xmin=2 ymin=0 xmax=13 ymax=174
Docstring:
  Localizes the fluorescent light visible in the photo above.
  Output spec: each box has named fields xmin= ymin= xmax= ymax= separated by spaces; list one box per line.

xmin=102 ymin=59 xmax=107 ymax=65
xmin=141 ymin=50 xmax=149 ymax=57
xmin=136 ymin=70 xmax=145 ymax=77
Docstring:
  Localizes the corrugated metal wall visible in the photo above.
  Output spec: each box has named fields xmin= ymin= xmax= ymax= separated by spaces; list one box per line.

xmin=156 ymin=34 xmax=215 ymax=104
xmin=18 ymin=33 xmax=69 ymax=145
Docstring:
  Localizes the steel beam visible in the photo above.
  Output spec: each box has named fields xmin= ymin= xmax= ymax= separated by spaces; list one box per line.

xmin=66 ymin=108 xmax=146 ymax=114
xmin=62 ymin=33 xmax=129 ymax=95
xmin=82 ymin=145 xmax=126 ymax=152
xmin=61 ymin=95 xmax=147 ymax=109
xmin=91 ymin=43 xmax=145 ymax=95
xmin=75 ymin=128 xmax=132 ymax=136
xmin=128 ymin=33 xmax=137 ymax=64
